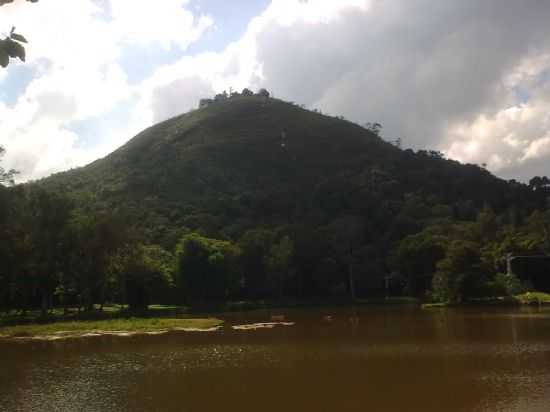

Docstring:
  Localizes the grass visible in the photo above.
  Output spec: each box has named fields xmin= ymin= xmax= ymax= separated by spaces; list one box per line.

xmin=514 ymin=292 xmax=550 ymax=305
xmin=422 ymin=291 xmax=550 ymax=309
xmin=0 ymin=304 xmax=191 ymax=324
xmin=0 ymin=317 xmax=223 ymax=339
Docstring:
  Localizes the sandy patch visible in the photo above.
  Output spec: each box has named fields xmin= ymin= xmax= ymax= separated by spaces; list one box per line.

xmin=232 ymin=322 xmax=295 ymax=330
xmin=0 ymin=326 xmax=224 ymax=341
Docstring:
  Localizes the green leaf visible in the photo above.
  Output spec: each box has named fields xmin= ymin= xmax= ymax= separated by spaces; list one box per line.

xmin=10 ymin=33 xmax=28 ymax=43
xmin=5 ymin=38 xmax=25 ymax=62
xmin=0 ymin=48 xmax=9 ymax=68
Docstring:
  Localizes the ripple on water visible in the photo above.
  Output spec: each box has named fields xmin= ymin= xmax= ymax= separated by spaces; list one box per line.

xmin=2 ymin=306 xmax=550 ymax=412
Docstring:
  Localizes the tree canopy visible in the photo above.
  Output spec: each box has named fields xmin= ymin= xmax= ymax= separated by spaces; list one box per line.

xmin=2 ymin=96 xmax=550 ymax=315
xmin=0 ymin=146 xmax=17 ymax=185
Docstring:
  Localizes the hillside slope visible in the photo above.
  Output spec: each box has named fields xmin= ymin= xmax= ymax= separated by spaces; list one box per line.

xmin=40 ymin=95 xmax=539 ymax=245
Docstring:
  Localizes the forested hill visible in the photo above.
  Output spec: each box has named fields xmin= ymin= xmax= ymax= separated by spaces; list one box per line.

xmin=2 ymin=93 xmax=549 ymax=313
xmin=40 ymin=95 xmax=540 ymax=246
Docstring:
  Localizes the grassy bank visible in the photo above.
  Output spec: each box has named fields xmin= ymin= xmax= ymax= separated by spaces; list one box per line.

xmin=0 ymin=304 xmax=191 ymax=326
xmin=0 ymin=317 xmax=223 ymax=339
xmin=224 ymin=296 xmax=420 ymax=312
xmin=514 ymin=292 xmax=550 ymax=305
xmin=422 ymin=292 xmax=550 ymax=309
xmin=1 ymin=298 xmax=418 ymax=329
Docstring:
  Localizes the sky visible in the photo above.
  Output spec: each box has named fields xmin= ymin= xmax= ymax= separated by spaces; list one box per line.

xmin=1 ymin=0 xmax=550 ymax=183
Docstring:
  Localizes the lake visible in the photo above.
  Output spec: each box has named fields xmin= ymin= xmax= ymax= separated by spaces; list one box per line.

xmin=1 ymin=305 xmax=550 ymax=412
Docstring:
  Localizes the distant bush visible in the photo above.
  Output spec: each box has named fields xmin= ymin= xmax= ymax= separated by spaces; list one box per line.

xmin=257 ymin=88 xmax=270 ymax=98
xmin=487 ymin=272 xmax=525 ymax=296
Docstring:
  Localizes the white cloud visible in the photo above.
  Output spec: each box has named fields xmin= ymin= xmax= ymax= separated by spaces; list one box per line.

xmin=250 ymin=0 xmax=550 ymax=181
xmin=141 ymin=0 xmax=372 ymax=122
xmin=257 ymin=0 xmax=370 ymax=26
xmin=523 ymin=137 xmax=550 ymax=162
xmin=151 ymin=76 xmax=215 ymax=122
xmin=109 ymin=0 xmax=213 ymax=50
xmin=0 ymin=0 xmax=212 ymax=181
xmin=1 ymin=0 xmax=116 ymax=68
xmin=3 ymin=0 xmax=550 ymax=183
xmin=445 ymin=52 xmax=550 ymax=175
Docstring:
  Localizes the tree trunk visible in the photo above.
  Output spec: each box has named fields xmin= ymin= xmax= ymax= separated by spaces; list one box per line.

xmin=20 ymin=288 xmax=29 ymax=316
xmin=83 ymin=288 xmax=93 ymax=312
xmin=277 ymin=271 xmax=285 ymax=304
xmin=40 ymin=288 xmax=48 ymax=318
xmin=348 ymin=262 xmax=356 ymax=302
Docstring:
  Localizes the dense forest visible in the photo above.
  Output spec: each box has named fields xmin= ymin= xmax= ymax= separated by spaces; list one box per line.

xmin=1 ymin=93 xmax=550 ymax=315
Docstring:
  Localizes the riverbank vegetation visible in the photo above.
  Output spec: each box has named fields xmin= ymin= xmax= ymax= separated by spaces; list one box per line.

xmin=514 ymin=292 xmax=550 ymax=305
xmin=422 ymin=292 xmax=550 ymax=309
xmin=0 ymin=317 xmax=223 ymax=339
xmin=1 ymin=180 xmax=549 ymax=318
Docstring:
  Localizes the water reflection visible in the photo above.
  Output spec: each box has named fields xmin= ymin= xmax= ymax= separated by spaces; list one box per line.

xmin=1 ymin=306 xmax=550 ymax=412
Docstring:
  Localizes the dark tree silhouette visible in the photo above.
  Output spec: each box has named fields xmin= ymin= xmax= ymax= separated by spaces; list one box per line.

xmin=0 ymin=0 xmax=38 ymax=68
xmin=364 ymin=122 xmax=382 ymax=136
xmin=0 ymin=146 xmax=18 ymax=185
xmin=257 ymin=88 xmax=270 ymax=98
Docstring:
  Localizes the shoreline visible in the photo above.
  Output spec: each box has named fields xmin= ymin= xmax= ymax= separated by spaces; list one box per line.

xmin=2 ymin=292 xmax=549 ymax=341
xmin=422 ymin=292 xmax=550 ymax=309
xmin=0 ymin=317 xmax=224 ymax=341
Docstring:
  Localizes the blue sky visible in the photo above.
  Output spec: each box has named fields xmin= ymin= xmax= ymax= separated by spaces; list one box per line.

xmin=118 ymin=0 xmax=271 ymax=84
xmin=2 ymin=0 xmax=550 ymax=182
xmin=1 ymin=1 xmax=270 ymax=97
xmin=189 ymin=0 xmax=270 ymax=52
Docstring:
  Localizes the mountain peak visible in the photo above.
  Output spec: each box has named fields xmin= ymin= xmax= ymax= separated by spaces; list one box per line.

xmin=39 ymin=95 xmax=539 ymax=246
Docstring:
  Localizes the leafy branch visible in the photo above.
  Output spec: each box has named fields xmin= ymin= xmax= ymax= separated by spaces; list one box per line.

xmin=0 ymin=0 xmax=38 ymax=68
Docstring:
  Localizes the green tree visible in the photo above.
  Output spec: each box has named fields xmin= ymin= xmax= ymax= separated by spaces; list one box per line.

xmin=528 ymin=176 xmax=550 ymax=192
xmin=108 ymin=244 xmax=174 ymax=311
xmin=21 ymin=187 xmax=73 ymax=317
xmin=392 ymin=229 xmax=447 ymax=296
xmin=524 ymin=210 xmax=550 ymax=253
xmin=257 ymin=88 xmax=270 ymax=98
xmin=329 ymin=215 xmax=365 ymax=301
xmin=291 ymin=225 xmax=331 ymax=297
xmin=431 ymin=240 xmax=482 ymax=303
xmin=0 ymin=186 xmax=35 ymax=314
xmin=0 ymin=146 xmax=18 ymax=185
xmin=68 ymin=211 xmax=130 ymax=311
xmin=238 ymin=228 xmax=276 ymax=298
xmin=175 ymin=233 xmax=241 ymax=302
xmin=265 ymin=235 xmax=294 ymax=300
xmin=363 ymin=122 xmax=382 ymax=136
xmin=476 ymin=207 xmax=498 ymax=242
xmin=487 ymin=272 xmax=524 ymax=297
xmin=0 ymin=184 xmax=17 ymax=312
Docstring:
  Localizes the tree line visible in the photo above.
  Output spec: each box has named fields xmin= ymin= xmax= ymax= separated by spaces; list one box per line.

xmin=199 ymin=88 xmax=271 ymax=108
xmin=0 ymin=184 xmax=349 ymax=314
xmin=1 ymin=179 xmax=550 ymax=316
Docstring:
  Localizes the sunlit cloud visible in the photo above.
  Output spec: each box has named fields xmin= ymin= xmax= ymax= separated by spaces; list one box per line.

xmin=2 ymin=0 xmax=550 ymax=182
xmin=0 ymin=0 xmax=212 ymax=181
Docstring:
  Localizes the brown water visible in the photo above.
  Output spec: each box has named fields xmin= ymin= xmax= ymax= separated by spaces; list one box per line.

xmin=1 ymin=306 xmax=550 ymax=412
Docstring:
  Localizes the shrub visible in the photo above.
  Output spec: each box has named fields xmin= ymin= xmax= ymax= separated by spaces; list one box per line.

xmin=487 ymin=272 xmax=525 ymax=296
